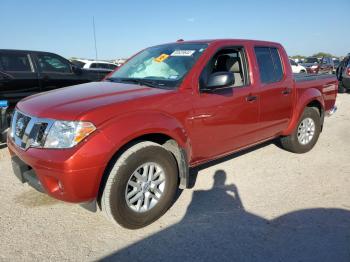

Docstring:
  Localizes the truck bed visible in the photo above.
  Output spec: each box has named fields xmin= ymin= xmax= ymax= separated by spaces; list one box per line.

xmin=294 ymin=73 xmax=337 ymax=112
xmin=294 ymin=73 xmax=336 ymax=82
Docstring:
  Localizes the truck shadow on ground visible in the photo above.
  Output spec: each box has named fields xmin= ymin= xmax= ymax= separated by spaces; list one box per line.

xmin=102 ymin=170 xmax=350 ymax=262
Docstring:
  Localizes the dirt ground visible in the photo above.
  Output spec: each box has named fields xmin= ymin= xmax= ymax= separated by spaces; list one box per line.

xmin=0 ymin=94 xmax=349 ymax=262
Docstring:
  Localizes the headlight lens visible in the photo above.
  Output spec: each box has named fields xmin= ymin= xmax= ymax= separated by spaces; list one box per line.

xmin=44 ymin=121 xmax=96 ymax=149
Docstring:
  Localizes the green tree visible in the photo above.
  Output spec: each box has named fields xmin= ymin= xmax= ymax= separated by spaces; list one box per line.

xmin=290 ymin=55 xmax=306 ymax=60
xmin=312 ymin=52 xmax=334 ymax=58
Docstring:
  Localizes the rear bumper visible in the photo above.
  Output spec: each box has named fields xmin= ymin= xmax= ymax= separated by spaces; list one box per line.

xmin=326 ymin=105 xmax=337 ymax=117
xmin=7 ymin=131 xmax=113 ymax=204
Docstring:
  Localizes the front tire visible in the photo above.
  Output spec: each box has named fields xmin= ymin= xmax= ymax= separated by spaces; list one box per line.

xmin=101 ymin=141 xmax=178 ymax=229
xmin=280 ymin=107 xmax=321 ymax=154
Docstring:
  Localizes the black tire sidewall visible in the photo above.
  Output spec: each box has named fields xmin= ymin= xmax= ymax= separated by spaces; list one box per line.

xmin=108 ymin=145 xmax=178 ymax=229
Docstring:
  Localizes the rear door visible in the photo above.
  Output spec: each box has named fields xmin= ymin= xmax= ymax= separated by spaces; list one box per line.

xmin=34 ymin=52 xmax=88 ymax=92
xmin=254 ymin=46 xmax=294 ymax=139
xmin=0 ymin=51 xmax=40 ymax=105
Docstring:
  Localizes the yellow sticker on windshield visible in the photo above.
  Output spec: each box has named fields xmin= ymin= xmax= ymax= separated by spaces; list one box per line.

xmin=154 ymin=54 xmax=169 ymax=63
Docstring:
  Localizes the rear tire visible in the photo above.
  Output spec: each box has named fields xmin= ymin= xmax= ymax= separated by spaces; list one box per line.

xmin=101 ymin=141 xmax=178 ymax=229
xmin=280 ymin=107 xmax=321 ymax=154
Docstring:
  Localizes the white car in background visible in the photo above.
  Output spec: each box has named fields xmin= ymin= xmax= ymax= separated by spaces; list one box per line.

xmin=290 ymin=59 xmax=307 ymax=73
xmin=71 ymin=59 xmax=118 ymax=71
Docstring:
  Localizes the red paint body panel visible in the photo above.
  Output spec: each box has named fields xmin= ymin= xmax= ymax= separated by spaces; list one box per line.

xmin=9 ymin=39 xmax=338 ymax=203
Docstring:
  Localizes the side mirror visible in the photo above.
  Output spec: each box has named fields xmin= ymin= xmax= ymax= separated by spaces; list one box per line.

xmin=72 ymin=65 xmax=83 ymax=75
xmin=204 ymin=72 xmax=235 ymax=91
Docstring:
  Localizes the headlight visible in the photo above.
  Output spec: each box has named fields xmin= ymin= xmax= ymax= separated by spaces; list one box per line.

xmin=44 ymin=121 xmax=96 ymax=149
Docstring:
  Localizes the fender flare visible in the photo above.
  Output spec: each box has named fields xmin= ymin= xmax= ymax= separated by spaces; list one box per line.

xmin=282 ymin=88 xmax=325 ymax=136
xmin=99 ymin=110 xmax=192 ymax=189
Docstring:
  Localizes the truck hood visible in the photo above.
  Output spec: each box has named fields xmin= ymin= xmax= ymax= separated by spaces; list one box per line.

xmin=17 ymin=81 xmax=172 ymax=121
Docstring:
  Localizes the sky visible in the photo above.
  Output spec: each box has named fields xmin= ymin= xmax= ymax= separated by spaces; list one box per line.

xmin=1 ymin=0 xmax=349 ymax=59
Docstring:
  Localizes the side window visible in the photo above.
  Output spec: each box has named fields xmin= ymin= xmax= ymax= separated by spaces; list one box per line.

xmin=200 ymin=47 xmax=249 ymax=89
xmin=270 ymin=48 xmax=283 ymax=82
xmin=37 ymin=54 xmax=71 ymax=73
xmin=99 ymin=64 xmax=109 ymax=69
xmin=108 ymin=64 xmax=117 ymax=70
xmin=90 ymin=63 xmax=98 ymax=69
xmin=289 ymin=59 xmax=297 ymax=66
xmin=255 ymin=47 xmax=283 ymax=83
xmin=0 ymin=53 xmax=32 ymax=72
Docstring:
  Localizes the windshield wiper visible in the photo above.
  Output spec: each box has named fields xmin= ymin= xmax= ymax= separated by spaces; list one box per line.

xmin=119 ymin=78 xmax=166 ymax=88
xmin=105 ymin=77 xmax=168 ymax=89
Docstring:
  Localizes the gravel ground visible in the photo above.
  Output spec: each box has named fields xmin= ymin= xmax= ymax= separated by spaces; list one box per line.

xmin=0 ymin=94 xmax=350 ymax=262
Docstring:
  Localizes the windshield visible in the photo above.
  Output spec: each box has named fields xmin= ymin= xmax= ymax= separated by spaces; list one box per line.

xmin=71 ymin=60 xmax=85 ymax=68
xmin=108 ymin=43 xmax=208 ymax=88
xmin=305 ymin=57 xmax=319 ymax=63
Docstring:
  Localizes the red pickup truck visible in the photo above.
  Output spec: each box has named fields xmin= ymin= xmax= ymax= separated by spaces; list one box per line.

xmin=8 ymin=39 xmax=337 ymax=229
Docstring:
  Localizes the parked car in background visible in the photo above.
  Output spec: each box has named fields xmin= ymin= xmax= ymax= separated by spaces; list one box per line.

xmin=71 ymin=59 xmax=117 ymax=77
xmin=71 ymin=59 xmax=118 ymax=73
xmin=302 ymin=57 xmax=334 ymax=74
xmin=336 ymin=55 xmax=350 ymax=93
xmin=319 ymin=57 xmax=335 ymax=74
xmin=0 ymin=49 xmax=105 ymax=142
xmin=8 ymin=39 xmax=338 ymax=229
xmin=301 ymin=57 xmax=319 ymax=74
xmin=333 ymin=58 xmax=340 ymax=73
xmin=290 ymin=59 xmax=307 ymax=73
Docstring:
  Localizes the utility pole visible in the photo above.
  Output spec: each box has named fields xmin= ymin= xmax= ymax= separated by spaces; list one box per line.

xmin=92 ymin=16 xmax=98 ymax=60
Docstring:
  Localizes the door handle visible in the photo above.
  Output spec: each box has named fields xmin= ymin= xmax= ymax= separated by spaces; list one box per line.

xmin=281 ymin=88 xmax=292 ymax=95
xmin=246 ymin=95 xmax=257 ymax=102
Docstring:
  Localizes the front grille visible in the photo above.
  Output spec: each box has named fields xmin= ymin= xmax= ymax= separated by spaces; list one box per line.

xmin=36 ymin=123 xmax=48 ymax=144
xmin=10 ymin=110 xmax=54 ymax=150
xmin=14 ymin=112 xmax=31 ymax=139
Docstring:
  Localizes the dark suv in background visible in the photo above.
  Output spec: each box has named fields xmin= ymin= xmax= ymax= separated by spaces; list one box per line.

xmin=302 ymin=57 xmax=334 ymax=74
xmin=337 ymin=55 xmax=350 ymax=93
xmin=0 ymin=49 xmax=107 ymax=142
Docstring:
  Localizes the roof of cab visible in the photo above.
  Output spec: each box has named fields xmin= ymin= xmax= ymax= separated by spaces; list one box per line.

xmin=169 ymin=39 xmax=281 ymax=46
xmin=0 ymin=49 xmax=60 ymax=54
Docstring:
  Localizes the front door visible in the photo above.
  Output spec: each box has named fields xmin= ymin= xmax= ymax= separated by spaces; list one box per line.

xmin=190 ymin=47 xmax=260 ymax=163
xmin=35 ymin=53 xmax=86 ymax=92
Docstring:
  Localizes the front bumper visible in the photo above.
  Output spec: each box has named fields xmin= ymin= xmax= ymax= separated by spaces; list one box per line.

xmin=7 ymin=130 xmax=113 ymax=204
xmin=11 ymin=156 xmax=45 ymax=193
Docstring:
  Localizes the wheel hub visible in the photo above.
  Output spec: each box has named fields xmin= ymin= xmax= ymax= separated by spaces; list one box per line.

xmin=297 ymin=117 xmax=315 ymax=145
xmin=125 ymin=162 xmax=166 ymax=213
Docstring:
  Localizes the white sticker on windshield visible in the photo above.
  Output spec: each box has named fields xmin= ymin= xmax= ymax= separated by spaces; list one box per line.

xmin=170 ymin=50 xmax=195 ymax=56
xmin=169 ymin=75 xmax=179 ymax=79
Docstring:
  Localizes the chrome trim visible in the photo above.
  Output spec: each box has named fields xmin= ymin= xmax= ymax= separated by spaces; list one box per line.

xmin=326 ymin=105 xmax=337 ymax=117
xmin=10 ymin=110 xmax=55 ymax=150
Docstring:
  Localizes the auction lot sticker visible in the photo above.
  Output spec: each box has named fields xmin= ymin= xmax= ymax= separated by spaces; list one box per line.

xmin=154 ymin=54 xmax=170 ymax=62
xmin=170 ymin=50 xmax=195 ymax=56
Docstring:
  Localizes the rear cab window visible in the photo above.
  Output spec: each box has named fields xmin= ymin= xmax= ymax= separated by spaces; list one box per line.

xmin=0 ymin=53 xmax=33 ymax=72
xmin=254 ymin=47 xmax=284 ymax=83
